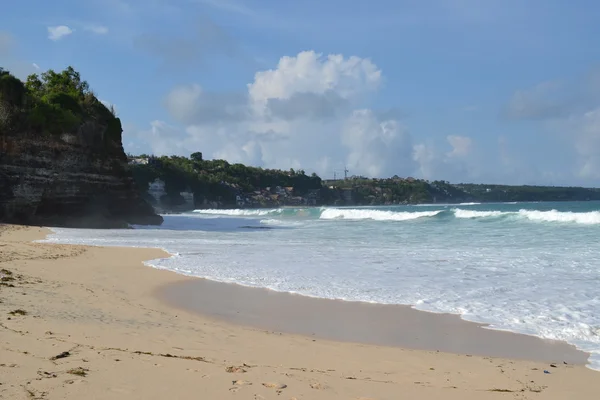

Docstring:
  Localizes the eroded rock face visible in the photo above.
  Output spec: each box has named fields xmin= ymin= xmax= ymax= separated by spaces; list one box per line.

xmin=0 ymin=134 xmax=162 ymax=228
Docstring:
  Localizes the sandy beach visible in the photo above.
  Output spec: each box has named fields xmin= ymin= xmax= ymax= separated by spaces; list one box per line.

xmin=1 ymin=224 xmax=599 ymax=399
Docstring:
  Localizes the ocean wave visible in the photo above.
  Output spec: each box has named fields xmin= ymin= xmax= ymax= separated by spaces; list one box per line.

xmin=453 ymin=208 xmax=600 ymax=225
xmin=518 ymin=209 xmax=600 ymax=225
xmin=193 ymin=208 xmax=283 ymax=216
xmin=458 ymin=202 xmax=482 ymax=206
xmin=259 ymin=219 xmax=303 ymax=227
xmin=320 ymin=209 xmax=443 ymax=221
xmin=453 ymin=209 xmax=507 ymax=219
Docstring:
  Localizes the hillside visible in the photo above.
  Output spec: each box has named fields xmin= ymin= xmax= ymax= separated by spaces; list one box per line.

xmin=130 ymin=154 xmax=600 ymax=208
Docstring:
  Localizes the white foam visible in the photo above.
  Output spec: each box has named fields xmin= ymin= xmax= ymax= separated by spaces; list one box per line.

xmin=518 ymin=209 xmax=600 ymax=225
xmin=260 ymin=219 xmax=302 ymax=227
xmin=320 ymin=208 xmax=442 ymax=221
xmin=452 ymin=208 xmax=600 ymax=225
xmin=453 ymin=209 xmax=506 ymax=218
xmin=193 ymin=208 xmax=282 ymax=216
xmin=459 ymin=202 xmax=482 ymax=205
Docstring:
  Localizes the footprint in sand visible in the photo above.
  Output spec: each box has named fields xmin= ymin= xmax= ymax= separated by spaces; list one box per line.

xmin=309 ymin=382 xmax=328 ymax=390
xmin=232 ymin=380 xmax=253 ymax=386
xmin=225 ymin=366 xmax=247 ymax=373
xmin=230 ymin=380 xmax=253 ymax=392
xmin=262 ymin=382 xmax=287 ymax=389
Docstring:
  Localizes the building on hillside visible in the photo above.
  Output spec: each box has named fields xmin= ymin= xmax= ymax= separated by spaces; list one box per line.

xmin=128 ymin=157 xmax=148 ymax=165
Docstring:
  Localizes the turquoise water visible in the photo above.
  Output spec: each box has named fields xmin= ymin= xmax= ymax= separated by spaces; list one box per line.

xmin=44 ymin=201 xmax=600 ymax=369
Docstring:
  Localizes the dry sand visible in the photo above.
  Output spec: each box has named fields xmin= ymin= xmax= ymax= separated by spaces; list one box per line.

xmin=1 ymin=224 xmax=599 ymax=399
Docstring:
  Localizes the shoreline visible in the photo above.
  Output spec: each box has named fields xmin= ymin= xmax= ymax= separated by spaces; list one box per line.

xmin=2 ymin=224 xmax=600 ymax=399
xmin=45 ymin=226 xmax=593 ymax=367
xmin=156 ymin=277 xmax=589 ymax=365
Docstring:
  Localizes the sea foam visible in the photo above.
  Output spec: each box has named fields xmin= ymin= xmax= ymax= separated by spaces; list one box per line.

xmin=319 ymin=208 xmax=442 ymax=221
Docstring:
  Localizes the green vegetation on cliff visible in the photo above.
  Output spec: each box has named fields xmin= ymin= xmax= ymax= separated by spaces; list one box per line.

xmin=130 ymin=154 xmax=323 ymax=207
xmin=0 ymin=66 xmax=122 ymax=153
xmin=131 ymin=154 xmax=600 ymax=208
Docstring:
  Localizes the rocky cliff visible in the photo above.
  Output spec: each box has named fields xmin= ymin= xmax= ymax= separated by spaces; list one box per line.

xmin=0 ymin=66 xmax=162 ymax=228
xmin=0 ymin=132 xmax=163 ymax=228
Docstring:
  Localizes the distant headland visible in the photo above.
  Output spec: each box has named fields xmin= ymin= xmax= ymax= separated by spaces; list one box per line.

xmin=128 ymin=154 xmax=600 ymax=211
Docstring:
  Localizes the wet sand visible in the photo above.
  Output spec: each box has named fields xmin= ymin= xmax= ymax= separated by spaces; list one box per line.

xmin=158 ymin=278 xmax=588 ymax=364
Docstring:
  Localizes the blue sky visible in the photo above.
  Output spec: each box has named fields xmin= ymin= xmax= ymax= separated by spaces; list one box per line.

xmin=2 ymin=0 xmax=600 ymax=185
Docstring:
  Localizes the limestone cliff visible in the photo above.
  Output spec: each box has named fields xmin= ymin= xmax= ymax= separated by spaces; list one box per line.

xmin=0 ymin=131 xmax=163 ymax=228
xmin=0 ymin=66 xmax=162 ymax=228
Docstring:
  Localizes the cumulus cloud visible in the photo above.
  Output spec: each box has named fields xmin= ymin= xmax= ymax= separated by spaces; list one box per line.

xmin=156 ymin=50 xmax=391 ymax=176
xmin=135 ymin=120 xmax=189 ymax=156
xmin=248 ymin=51 xmax=381 ymax=116
xmin=143 ymin=50 xmax=483 ymax=180
xmin=164 ymin=50 xmax=381 ymax=125
xmin=267 ymin=91 xmax=347 ymax=121
xmin=48 ymin=25 xmax=74 ymax=41
xmin=342 ymin=109 xmax=414 ymax=177
xmin=411 ymin=135 xmax=479 ymax=182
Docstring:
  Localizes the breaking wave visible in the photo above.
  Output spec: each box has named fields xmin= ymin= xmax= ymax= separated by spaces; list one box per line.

xmin=193 ymin=208 xmax=283 ymax=217
xmin=453 ymin=209 xmax=507 ymax=219
xmin=453 ymin=208 xmax=600 ymax=225
xmin=193 ymin=207 xmax=600 ymax=225
xmin=320 ymin=209 xmax=443 ymax=221
xmin=519 ymin=209 xmax=600 ymax=225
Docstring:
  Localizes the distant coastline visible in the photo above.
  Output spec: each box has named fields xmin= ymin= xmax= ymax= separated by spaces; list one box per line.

xmin=128 ymin=154 xmax=600 ymax=212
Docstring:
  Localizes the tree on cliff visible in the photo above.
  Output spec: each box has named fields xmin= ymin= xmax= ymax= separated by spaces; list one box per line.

xmin=0 ymin=68 xmax=27 ymax=130
xmin=0 ymin=66 xmax=121 ymax=148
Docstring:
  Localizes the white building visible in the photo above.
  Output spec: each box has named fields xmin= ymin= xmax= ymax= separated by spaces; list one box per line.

xmin=128 ymin=158 xmax=149 ymax=165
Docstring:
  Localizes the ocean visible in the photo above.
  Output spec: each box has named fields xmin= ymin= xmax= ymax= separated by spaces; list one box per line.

xmin=43 ymin=201 xmax=600 ymax=369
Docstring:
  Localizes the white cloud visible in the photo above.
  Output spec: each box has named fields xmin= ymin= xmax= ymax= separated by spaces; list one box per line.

xmin=412 ymin=135 xmax=478 ymax=182
xmin=342 ymin=109 xmax=415 ymax=177
xmin=135 ymin=120 xmax=188 ymax=156
xmin=248 ymin=51 xmax=381 ymax=117
xmin=84 ymin=25 xmax=109 ymax=35
xmin=32 ymin=63 xmax=40 ymax=70
xmin=149 ymin=51 xmax=484 ymax=180
xmin=157 ymin=51 xmax=389 ymax=176
xmin=48 ymin=25 xmax=74 ymax=41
